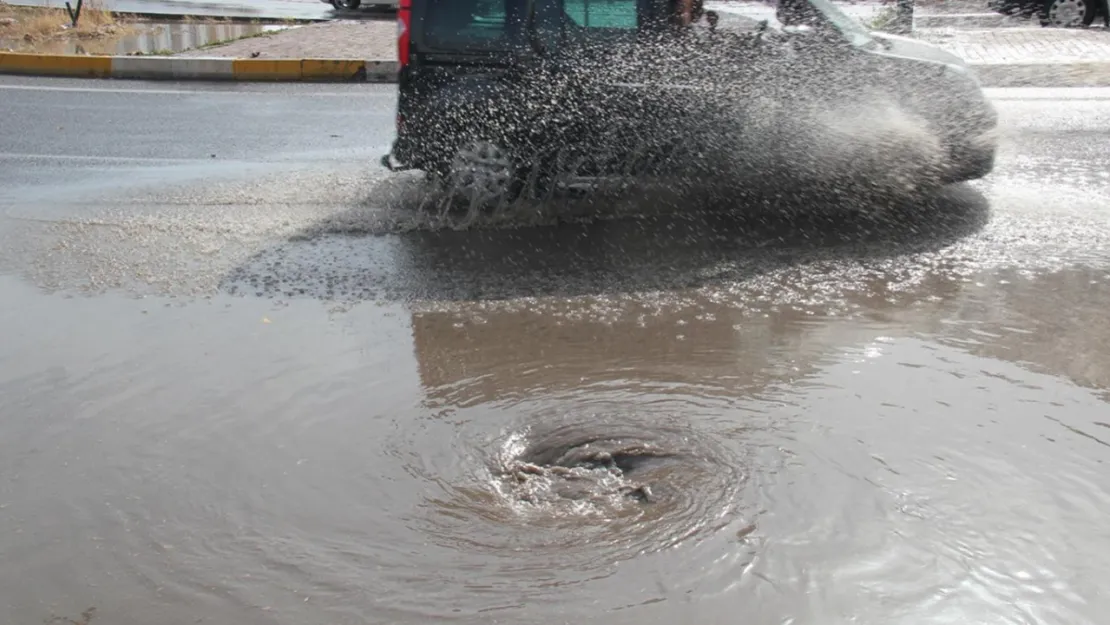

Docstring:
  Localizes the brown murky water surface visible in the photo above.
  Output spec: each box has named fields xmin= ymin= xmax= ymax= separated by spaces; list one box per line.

xmin=2 ymin=90 xmax=1110 ymax=625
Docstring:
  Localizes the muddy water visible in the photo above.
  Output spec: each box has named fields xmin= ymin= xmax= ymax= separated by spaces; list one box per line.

xmin=3 ymin=197 xmax=1110 ymax=624
xmin=3 ymin=101 xmax=1110 ymax=624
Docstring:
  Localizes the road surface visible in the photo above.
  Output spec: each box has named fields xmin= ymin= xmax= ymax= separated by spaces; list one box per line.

xmin=1 ymin=75 xmax=1110 ymax=625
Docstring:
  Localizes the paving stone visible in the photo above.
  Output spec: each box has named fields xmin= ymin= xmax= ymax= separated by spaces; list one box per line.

xmin=917 ymin=27 xmax=1110 ymax=65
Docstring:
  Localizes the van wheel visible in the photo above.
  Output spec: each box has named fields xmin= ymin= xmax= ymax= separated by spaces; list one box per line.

xmin=1039 ymin=0 xmax=1094 ymax=26
xmin=331 ymin=0 xmax=361 ymax=9
xmin=440 ymin=139 xmax=526 ymax=205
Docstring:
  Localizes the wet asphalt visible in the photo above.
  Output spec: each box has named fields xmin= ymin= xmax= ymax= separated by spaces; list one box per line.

xmin=2 ymin=75 xmax=1110 ymax=625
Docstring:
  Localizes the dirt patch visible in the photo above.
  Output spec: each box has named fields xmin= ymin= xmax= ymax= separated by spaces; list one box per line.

xmin=174 ymin=19 xmax=395 ymax=60
xmin=1 ymin=6 xmax=292 ymax=56
xmin=0 ymin=0 xmax=129 ymax=52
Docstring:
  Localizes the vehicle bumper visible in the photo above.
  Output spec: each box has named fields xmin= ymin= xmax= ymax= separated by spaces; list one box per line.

xmin=380 ymin=130 xmax=422 ymax=173
xmin=965 ymin=124 xmax=1000 ymax=154
xmin=942 ymin=121 xmax=999 ymax=183
xmin=380 ymin=152 xmax=410 ymax=172
xmin=929 ymin=72 xmax=999 ymax=183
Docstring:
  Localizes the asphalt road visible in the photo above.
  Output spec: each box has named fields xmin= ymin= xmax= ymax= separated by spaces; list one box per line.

xmin=0 ymin=77 xmax=396 ymax=200
xmin=2 ymin=75 xmax=1110 ymax=625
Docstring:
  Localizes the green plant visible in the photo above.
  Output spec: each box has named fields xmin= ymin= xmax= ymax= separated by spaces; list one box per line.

xmin=867 ymin=6 xmax=899 ymax=30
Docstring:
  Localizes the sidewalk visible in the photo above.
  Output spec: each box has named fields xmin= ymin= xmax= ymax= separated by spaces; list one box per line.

xmin=174 ymin=21 xmax=394 ymax=61
xmin=916 ymin=27 xmax=1110 ymax=65
xmin=917 ymin=26 xmax=1110 ymax=86
xmin=708 ymin=0 xmax=1024 ymax=28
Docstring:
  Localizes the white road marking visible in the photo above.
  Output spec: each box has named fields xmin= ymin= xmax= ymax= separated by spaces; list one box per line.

xmin=0 ymin=152 xmax=223 ymax=163
xmin=0 ymin=83 xmax=395 ymax=97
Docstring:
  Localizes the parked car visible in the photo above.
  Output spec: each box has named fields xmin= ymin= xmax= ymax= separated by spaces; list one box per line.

xmin=323 ymin=0 xmax=397 ymax=11
xmin=381 ymin=0 xmax=998 ymax=201
xmin=987 ymin=0 xmax=1108 ymax=27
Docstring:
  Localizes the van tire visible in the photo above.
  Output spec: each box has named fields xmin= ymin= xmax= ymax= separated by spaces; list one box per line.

xmin=331 ymin=0 xmax=361 ymax=10
xmin=1039 ymin=0 xmax=1094 ymax=26
xmin=433 ymin=139 xmax=529 ymax=206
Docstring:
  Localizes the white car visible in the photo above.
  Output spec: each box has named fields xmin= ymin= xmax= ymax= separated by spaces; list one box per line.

xmin=322 ymin=0 xmax=397 ymax=10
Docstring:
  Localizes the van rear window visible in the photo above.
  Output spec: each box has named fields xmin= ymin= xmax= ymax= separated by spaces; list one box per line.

xmin=420 ymin=0 xmax=641 ymax=51
xmin=422 ymin=0 xmax=522 ymax=50
xmin=564 ymin=0 xmax=639 ymax=29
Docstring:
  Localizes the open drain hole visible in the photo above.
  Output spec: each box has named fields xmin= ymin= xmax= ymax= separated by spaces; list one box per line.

xmin=414 ymin=412 xmax=750 ymax=568
xmin=500 ymin=436 xmax=680 ymax=509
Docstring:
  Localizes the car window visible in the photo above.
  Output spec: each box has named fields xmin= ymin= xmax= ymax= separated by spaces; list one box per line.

xmin=422 ymin=0 xmax=524 ymax=50
xmin=419 ymin=0 xmax=642 ymax=53
xmin=563 ymin=0 xmax=639 ymax=29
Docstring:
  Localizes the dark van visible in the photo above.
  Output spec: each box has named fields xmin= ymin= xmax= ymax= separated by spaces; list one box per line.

xmin=381 ymin=0 xmax=999 ymax=200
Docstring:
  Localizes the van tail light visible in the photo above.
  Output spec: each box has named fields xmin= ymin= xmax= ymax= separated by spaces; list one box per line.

xmin=398 ymin=0 xmax=412 ymax=67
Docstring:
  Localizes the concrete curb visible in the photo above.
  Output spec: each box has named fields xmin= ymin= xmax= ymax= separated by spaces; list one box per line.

xmin=3 ymin=51 xmax=1110 ymax=88
xmin=0 ymin=53 xmax=399 ymax=82
xmin=970 ymin=61 xmax=1110 ymax=88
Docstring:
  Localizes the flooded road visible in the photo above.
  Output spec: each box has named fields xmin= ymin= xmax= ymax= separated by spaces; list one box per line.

xmin=2 ymin=78 xmax=1110 ymax=625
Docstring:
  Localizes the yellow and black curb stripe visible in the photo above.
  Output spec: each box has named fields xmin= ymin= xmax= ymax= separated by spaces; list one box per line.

xmin=0 ymin=53 xmax=399 ymax=82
